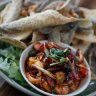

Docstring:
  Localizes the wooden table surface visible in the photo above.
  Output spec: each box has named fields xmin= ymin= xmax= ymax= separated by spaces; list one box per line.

xmin=0 ymin=0 xmax=96 ymax=96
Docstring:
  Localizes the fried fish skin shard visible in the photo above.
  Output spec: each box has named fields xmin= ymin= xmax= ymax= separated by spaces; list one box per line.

xmin=0 ymin=37 xmax=26 ymax=49
xmin=0 ymin=0 xmax=24 ymax=24
xmin=0 ymin=10 xmax=77 ymax=33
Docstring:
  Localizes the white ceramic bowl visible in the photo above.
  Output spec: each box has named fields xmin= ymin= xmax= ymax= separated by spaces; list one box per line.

xmin=20 ymin=41 xmax=91 ymax=96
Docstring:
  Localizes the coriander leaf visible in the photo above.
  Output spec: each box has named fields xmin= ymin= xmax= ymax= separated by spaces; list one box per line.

xmin=0 ymin=47 xmax=16 ymax=60
xmin=60 ymin=57 xmax=66 ymax=64
xmin=0 ymin=58 xmax=10 ymax=71
xmin=0 ymin=57 xmax=24 ymax=82
xmin=50 ymin=53 xmax=61 ymax=60
xmin=68 ymin=64 xmax=72 ymax=70
xmin=74 ymin=57 xmax=79 ymax=63
xmin=50 ymin=58 xmax=66 ymax=66
xmin=0 ymin=42 xmax=29 ymax=87
xmin=45 ymin=49 xmax=50 ymax=57
xmin=0 ymin=44 xmax=27 ymax=85
xmin=8 ymin=62 xmax=23 ymax=81
xmin=50 ymin=48 xmax=64 ymax=57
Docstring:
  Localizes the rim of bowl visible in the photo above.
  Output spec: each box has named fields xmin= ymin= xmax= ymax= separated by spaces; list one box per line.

xmin=20 ymin=40 xmax=91 ymax=96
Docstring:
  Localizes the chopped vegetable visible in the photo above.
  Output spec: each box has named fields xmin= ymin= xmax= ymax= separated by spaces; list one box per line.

xmin=50 ymin=57 xmax=66 ymax=66
xmin=34 ymin=42 xmax=41 ymax=51
xmin=33 ymin=63 xmax=55 ymax=79
xmin=25 ymin=41 xmax=88 ymax=95
xmin=55 ymin=71 xmax=65 ymax=84
xmin=45 ymin=48 xmax=50 ymax=57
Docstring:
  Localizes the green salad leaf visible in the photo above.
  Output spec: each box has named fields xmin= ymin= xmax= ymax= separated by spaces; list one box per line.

xmin=0 ymin=58 xmax=10 ymax=71
xmin=0 ymin=43 xmax=27 ymax=86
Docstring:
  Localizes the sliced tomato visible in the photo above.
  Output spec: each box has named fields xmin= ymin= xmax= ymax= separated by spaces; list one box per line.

xmin=80 ymin=66 xmax=88 ymax=77
xmin=39 ymin=42 xmax=48 ymax=53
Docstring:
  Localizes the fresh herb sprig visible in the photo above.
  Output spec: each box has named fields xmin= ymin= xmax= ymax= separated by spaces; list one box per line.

xmin=44 ymin=48 xmax=70 ymax=66
xmin=50 ymin=57 xmax=66 ymax=66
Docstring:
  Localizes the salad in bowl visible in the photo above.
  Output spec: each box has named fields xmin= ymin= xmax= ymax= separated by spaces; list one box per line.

xmin=20 ymin=41 xmax=91 ymax=96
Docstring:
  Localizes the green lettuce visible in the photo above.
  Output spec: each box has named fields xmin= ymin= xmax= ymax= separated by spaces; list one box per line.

xmin=0 ymin=43 xmax=27 ymax=86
